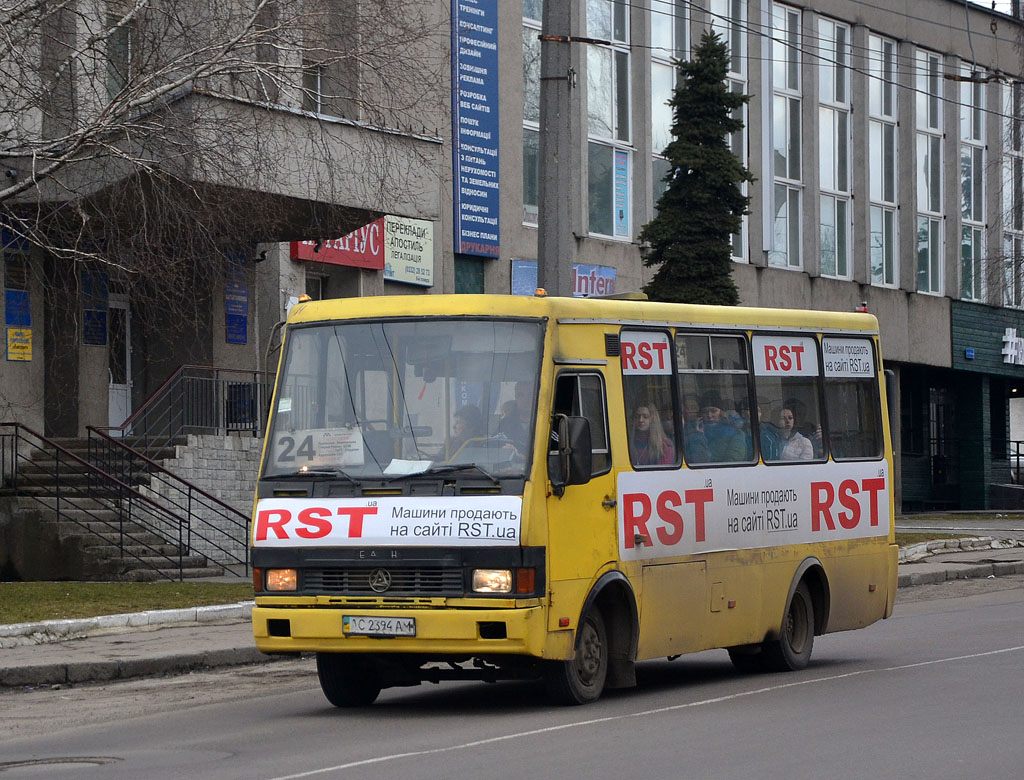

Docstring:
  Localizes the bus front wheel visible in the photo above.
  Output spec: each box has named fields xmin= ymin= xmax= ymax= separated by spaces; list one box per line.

xmin=316 ymin=652 xmax=382 ymax=707
xmin=544 ymin=609 xmax=608 ymax=705
xmin=763 ymin=581 xmax=814 ymax=672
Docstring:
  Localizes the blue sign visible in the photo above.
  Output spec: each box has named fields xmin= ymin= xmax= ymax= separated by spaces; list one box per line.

xmin=225 ymin=260 xmax=248 ymax=345
xmin=452 ymin=0 xmax=500 ymax=258
xmin=614 ymin=150 xmax=629 ymax=238
xmin=511 ymin=259 xmax=617 ymax=298
xmin=5 ymin=289 xmax=29 ymax=327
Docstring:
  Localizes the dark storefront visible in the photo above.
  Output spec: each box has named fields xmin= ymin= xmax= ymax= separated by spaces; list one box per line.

xmin=900 ymin=302 xmax=1024 ymax=512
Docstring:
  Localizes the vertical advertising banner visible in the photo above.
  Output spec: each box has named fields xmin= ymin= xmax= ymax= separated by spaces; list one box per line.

xmin=452 ymin=0 xmax=500 ymax=258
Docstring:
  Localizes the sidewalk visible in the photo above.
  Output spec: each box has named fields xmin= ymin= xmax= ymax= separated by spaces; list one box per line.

xmin=2 ymin=539 xmax=1023 ymax=690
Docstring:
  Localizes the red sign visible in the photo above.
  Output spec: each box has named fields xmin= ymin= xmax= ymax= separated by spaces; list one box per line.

xmin=290 ymin=218 xmax=385 ymax=269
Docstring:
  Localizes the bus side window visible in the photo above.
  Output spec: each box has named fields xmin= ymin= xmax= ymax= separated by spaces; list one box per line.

xmin=822 ymin=337 xmax=883 ymax=460
xmin=551 ymin=372 xmax=611 ymax=475
xmin=676 ymin=333 xmax=755 ymax=466
xmin=752 ymin=334 xmax=824 ymax=463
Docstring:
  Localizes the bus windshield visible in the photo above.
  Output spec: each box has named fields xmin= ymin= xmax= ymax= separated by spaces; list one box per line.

xmin=263 ymin=318 xmax=545 ymax=479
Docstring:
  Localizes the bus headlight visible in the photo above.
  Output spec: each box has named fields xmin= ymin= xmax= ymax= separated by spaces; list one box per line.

xmin=472 ymin=569 xmax=512 ymax=593
xmin=266 ymin=568 xmax=298 ymax=591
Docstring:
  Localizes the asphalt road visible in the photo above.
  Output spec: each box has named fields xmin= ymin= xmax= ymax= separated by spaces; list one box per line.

xmin=2 ymin=576 xmax=1023 ymax=780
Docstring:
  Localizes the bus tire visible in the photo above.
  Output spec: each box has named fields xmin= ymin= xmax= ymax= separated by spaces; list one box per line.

xmin=316 ymin=652 xmax=382 ymax=707
xmin=544 ymin=609 xmax=608 ymax=705
xmin=763 ymin=581 xmax=814 ymax=672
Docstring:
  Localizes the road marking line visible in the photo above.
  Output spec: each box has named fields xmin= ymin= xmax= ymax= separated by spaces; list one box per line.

xmin=267 ymin=644 xmax=1024 ymax=780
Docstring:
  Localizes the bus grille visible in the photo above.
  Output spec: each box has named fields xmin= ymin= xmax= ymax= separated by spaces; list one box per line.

xmin=304 ymin=567 xmax=464 ymax=596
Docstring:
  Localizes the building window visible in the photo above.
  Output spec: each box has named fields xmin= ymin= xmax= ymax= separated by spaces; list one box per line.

xmin=106 ymin=12 xmax=134 ymax=98
xmin=818 ymin=18 xmax=851 ymax=279
xmin=710 ymin=0 xmax=748 ymax=262
xmin=587 ymin=0 xmax=631 ymax=239
xmin=454 ymin=255 xmax=485 ymax=293
xmin=916 ymin=50 xmax=943 ymax=294
xmin=650 ymin=1 xmax=686 ymax=211
xmin=302 ymin=60 xmax=326 ymax=114
xmin=523 ymin=7 xmax=542 ymax=226
xmin=961 ymin=69 xmax=985 ymax=302
xmin=769 ymin=4 xmax=802 ymax=269
xmin=868 ymin=34 xmax=898 ymax=288
xmin=1004 ymin=82 xmax=1024 ymax=307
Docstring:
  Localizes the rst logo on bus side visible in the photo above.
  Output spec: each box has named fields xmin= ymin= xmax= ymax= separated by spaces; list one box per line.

xmin=617 ymin=464 xmax=889 ymax=560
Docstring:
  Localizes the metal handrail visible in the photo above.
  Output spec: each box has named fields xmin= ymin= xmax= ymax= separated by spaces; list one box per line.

xmin=93 ymin=364 xmax=275 ymax=461
xmin=87 ymin=425 xmax=250 ymax=571
xmin=1 ymin=422 xmax=246 ymax=580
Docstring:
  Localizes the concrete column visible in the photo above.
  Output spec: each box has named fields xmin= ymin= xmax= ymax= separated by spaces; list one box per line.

xmin=537 ymin=0 xmax=584 ymax=296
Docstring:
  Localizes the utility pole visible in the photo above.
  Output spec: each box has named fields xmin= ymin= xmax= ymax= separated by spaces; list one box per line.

xmin=536 ymin=0 xmax=581 ymax=297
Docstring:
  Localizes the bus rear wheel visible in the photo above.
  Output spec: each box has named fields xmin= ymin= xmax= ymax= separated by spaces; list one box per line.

xmin=316 ymin=652 xmax=382 ymax=707
xmin=763 ymin=581 xmax=814 ymax=672
xmin=544 ymin=609 xmax=608 ymax=705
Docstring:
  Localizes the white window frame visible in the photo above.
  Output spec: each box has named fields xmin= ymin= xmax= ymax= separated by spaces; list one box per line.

xmin=868 ymin=34 xmax=898 ymax=288
xmin=768 ymin=3 xmax=802 ymax=270
xmin=1004 ymin=82 xmax=1024 ymax=307
xmin=960 ymin=67 xmax=985 ymax=302
xmin=711 ymin=0 xmax=748 ymax=263
xmin=587 ymin=0 xmax=632 ymax=240
xmin=650 ymin=0 xmax=686 ymax=213
xmin=818 ymin=18 xmax=851 ymax=280
xmin=915 ymin=49 xmax=943 ymax=295
xmin=523 ymin=9 xmax=542 ymax=226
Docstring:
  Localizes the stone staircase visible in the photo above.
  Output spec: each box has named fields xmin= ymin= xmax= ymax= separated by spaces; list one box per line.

xmin=9 ymin=437 xmax=226 ymax=582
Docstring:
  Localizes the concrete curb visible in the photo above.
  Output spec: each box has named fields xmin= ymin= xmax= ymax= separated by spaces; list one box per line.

xmin=896 ymin=537 xmax=1024 ymax=588
xmin=0 ymin=601 xmax=254 ymax=649
xmin=0 ymin=647 xmax=272 ymax=688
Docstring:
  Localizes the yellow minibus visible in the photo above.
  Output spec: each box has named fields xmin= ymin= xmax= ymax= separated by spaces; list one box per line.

xmin=251 ymin=294 xmax=896 ymax=706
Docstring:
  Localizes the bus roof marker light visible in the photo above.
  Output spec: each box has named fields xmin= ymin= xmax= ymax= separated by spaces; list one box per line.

xmin=855 ymin=301 xmax=869 ymax=312
xmin=535 ymin=288 xmax=547 ymax=297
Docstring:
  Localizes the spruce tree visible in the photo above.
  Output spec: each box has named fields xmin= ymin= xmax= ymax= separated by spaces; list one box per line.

xmin=640 ymin=30 xmax=753 ymax=305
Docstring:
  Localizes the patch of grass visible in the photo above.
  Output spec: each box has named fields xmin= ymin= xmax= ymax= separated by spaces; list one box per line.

xmin=895 ymin=532 xmax=961 ymax=548
xmin=0 ymin=582 xmax=254 ymax=625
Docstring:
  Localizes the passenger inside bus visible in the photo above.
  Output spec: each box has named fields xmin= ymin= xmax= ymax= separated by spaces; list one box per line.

xmin=776 ymin=406 xmax=814 ymax=461
xmin=629 ymin=403 xmax=675 ymax=465
xmin=684 ymin=392 xmax=748 ymax=464
xmin=450 ymin=404 xmax=484 ymax=458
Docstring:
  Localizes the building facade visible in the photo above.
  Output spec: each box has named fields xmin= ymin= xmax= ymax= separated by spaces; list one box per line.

xmin=6 ymin=0 xmax=1024 ymax=511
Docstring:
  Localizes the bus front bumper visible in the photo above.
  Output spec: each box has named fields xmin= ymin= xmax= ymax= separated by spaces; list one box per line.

xmin=252 ymin=604 xmax=560 ymax=658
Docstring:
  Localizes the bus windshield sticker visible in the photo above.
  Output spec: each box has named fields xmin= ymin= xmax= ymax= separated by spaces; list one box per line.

xmin=271 ymin=427 xmax=365 ymax=469
xmin=751 ymin=335 xmax=819 ymax=377
xmin=278 ymin=397 xmax=292 ymax=413
xmin=822 ymin=338 xmax=875 ymax=378
xmin=621 ymin=331 xmax=673 ymax=375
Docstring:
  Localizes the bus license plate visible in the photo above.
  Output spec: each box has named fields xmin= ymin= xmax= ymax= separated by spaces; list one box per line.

xmin=343 ymin=615 xmax=416 ymax=637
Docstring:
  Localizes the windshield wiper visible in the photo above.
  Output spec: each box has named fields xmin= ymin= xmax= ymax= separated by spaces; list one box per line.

xmin=421 ymin=463 xmax=500 ymax=484
xmin=267 ymin=468 xmax=360 ymax=486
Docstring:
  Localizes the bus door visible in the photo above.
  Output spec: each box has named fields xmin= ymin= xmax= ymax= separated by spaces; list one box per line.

xmin=545 ymin=370 xmax=617 ymax=630
xmin=619 ymin=328 xmax=706 ymax=659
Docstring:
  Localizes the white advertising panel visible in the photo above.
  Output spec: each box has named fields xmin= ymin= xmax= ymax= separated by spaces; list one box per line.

xmin=751 ymin=335 xmax=819 ymax=377
xmin=383 ymin=216 xmax=434 ymax=287
xmin=620 ymin=331 xmax=673 ymax=375
xmin=822 ymin=337 xmax=876 ymax=378
xmin=253 ymin=496 xmax=522 ymax=547
xmin=617 ymin=461 xmax=889 ymax=561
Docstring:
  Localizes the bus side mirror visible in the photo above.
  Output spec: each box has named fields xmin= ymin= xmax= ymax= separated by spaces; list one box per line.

xmin=549 ymin=414 xmax=592 ymax=496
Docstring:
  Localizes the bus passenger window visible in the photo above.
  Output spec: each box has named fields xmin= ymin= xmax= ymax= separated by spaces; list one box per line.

xmin=752 ymin=334 xmax=824 ymax=463
xmin=552 ymin=372 xmax=610 ymax=475
xmin=676 ymin=334 xmax=755 ymax=466
xmin=822 ymin=337 xmax=883 ymax=459
xmin=621 ymin=330 xmax=679 ymax=468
